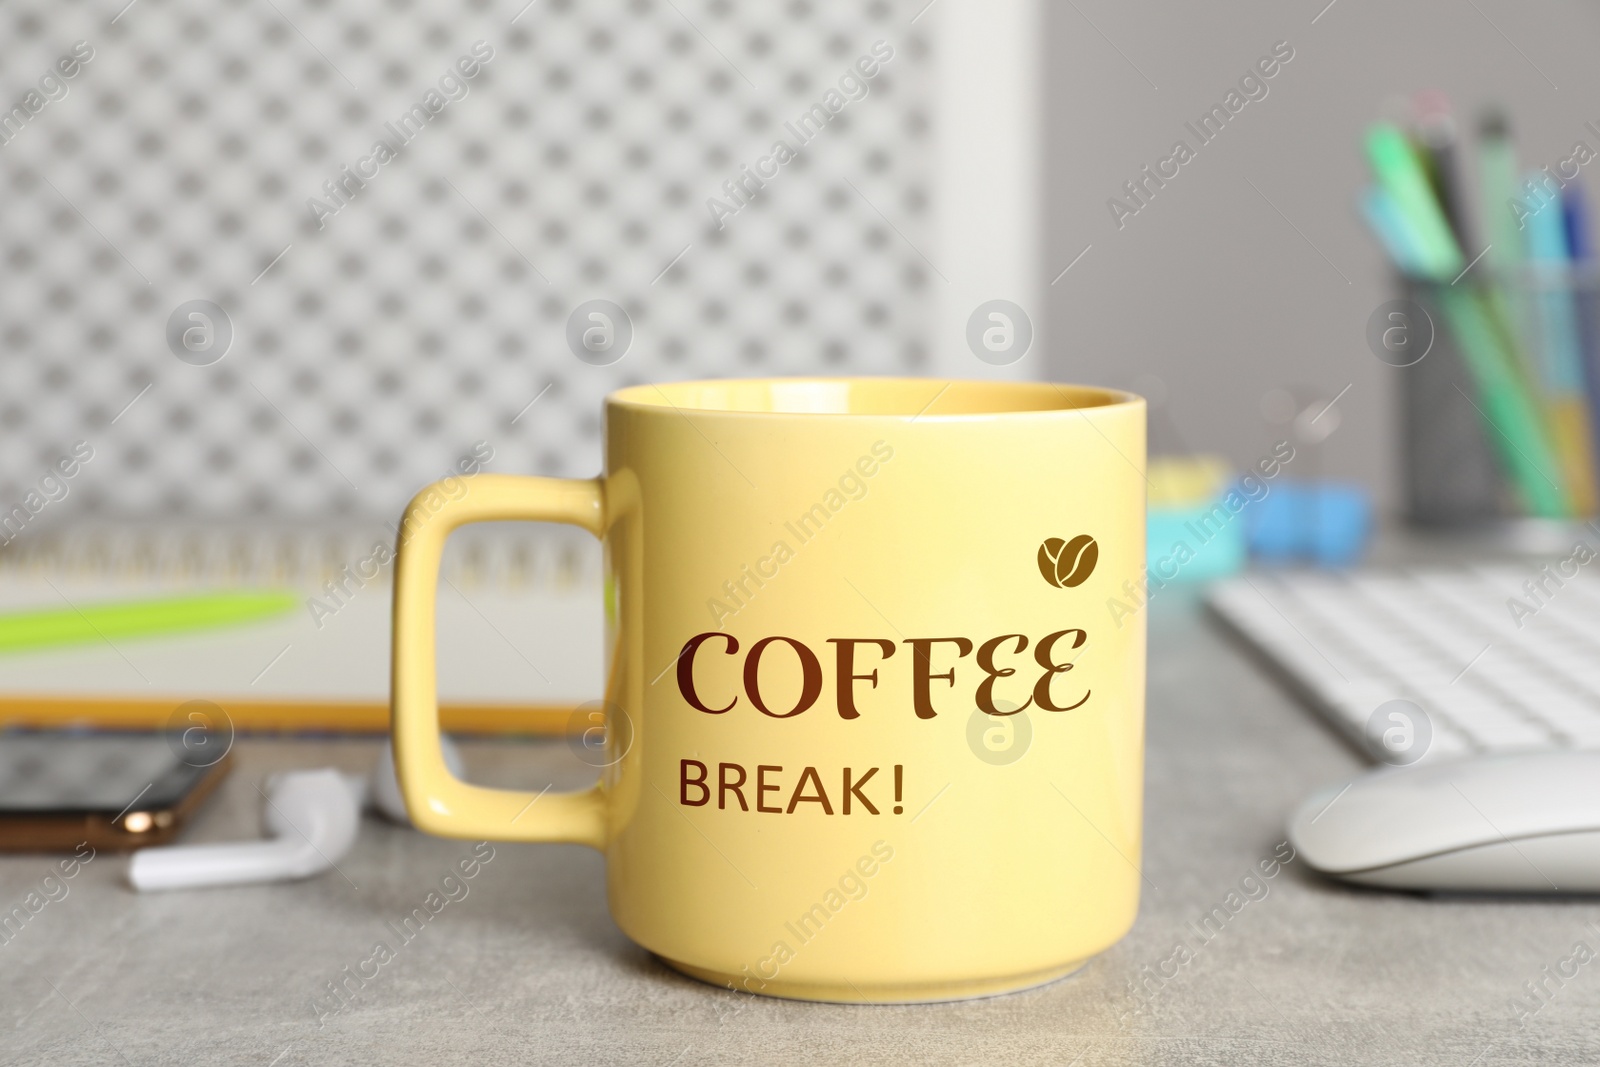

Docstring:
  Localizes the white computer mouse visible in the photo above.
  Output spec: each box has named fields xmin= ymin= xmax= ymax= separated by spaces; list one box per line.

xmin=1288 ymin=751 xmax=1600 ymax=893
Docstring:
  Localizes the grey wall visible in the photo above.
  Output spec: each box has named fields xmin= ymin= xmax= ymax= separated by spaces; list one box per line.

xmin=1044 ymin=0 xmax=1600 ymax=513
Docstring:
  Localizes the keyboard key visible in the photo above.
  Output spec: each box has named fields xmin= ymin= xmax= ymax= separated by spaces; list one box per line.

xmin=1209 ymin=571 xmax=1587 ymax=760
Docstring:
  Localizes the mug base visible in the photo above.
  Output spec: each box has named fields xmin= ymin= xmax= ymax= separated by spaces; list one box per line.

xmin=660 ymin=955 xmax=1090 ymax=1004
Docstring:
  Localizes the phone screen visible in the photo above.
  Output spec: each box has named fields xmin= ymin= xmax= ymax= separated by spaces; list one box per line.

xmin=0 ymin=735 xmax=212 ymax=815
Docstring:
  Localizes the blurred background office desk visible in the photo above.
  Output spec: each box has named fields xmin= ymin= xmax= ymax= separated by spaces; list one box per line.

xmin=3 ymin=586 xmax=1597 ymax=1067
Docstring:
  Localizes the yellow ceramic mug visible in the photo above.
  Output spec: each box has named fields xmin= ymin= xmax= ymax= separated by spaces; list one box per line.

xmin=392 ymin=378 xmax=1146 ymax=1002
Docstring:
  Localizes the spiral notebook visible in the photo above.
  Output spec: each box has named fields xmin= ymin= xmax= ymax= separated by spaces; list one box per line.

xmin=0 ymin=524 xmax=602 ymax=735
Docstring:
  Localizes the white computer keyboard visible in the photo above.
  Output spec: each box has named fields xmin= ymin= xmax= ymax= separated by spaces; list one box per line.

xmin=1208 ymin=566 xmax=1600 ymax=763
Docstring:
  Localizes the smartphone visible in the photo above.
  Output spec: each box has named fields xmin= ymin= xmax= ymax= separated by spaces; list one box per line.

xmin=0 ymin=734 xmax=231 ymax=851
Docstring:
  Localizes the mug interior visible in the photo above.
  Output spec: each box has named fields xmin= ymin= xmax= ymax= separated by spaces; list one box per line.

xmin=608 ymin=377 xmax=1140 ymax=417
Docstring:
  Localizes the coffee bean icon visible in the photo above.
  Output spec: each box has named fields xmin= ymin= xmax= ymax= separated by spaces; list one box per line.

xmin=1038 ymin=535 xmax=1098 ymax=588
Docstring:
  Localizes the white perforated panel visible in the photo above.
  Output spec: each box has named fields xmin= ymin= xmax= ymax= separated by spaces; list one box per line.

xmin=0 ymin=0 xmax=943 ymax=521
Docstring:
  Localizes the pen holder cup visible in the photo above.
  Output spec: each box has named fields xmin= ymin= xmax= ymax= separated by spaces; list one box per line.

xmin=1399 ymin=269 xmax=1600 ymax=529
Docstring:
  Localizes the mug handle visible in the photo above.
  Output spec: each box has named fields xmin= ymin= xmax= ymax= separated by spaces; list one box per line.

xmin=391 ymin=474 xmax=608 ymax=848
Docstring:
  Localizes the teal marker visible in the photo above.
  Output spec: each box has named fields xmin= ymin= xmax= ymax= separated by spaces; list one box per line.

xmin=1525 ymin=172 xmax=1587 ymax=395
xmin=1361 ymin=187 xmax=1428 ymax=275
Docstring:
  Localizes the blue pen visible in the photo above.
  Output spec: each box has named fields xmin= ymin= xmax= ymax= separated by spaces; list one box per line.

xmin=1563 ymin=183 xmax=1600 ymax=482
xmin=1565 ymin=183 xmax=1592 ymax=260
xmin=1527 ymin=173 xmax=1600 ymax=512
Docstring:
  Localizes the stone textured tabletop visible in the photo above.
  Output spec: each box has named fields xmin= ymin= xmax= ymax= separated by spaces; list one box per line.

xmin=3 ymin=588 xmax=1598 ymax=1066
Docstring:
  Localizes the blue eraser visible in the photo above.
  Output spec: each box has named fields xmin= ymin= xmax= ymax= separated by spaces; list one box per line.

xmin=1246 ymin=480 xmax=1372 ymax=567
xmin=1247 ymin=481 xmax=1306 ymax=563
xmin=1308 ymin=483 xmax=1373 ymax=567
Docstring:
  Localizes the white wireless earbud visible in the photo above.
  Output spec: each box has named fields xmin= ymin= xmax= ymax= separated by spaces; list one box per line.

xmin=129 ymin=768 xmax=361 ymax=891
xmin=127 ymin=736 xmax=464 ymax=892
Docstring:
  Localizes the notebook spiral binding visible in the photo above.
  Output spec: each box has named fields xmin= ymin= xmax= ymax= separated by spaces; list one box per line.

xmin=0 ymin=522 xmax=598 ymax=593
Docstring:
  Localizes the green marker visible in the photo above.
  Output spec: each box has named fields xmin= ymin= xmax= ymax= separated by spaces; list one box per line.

xmin=1365 ymin=122 xmax=1569 ymax=517
xmin=1432 ymin=287 xmax=1569 ymax=516
xmin=1477 ymin=109 xmax=1536 ymax=383
xmin=1366 ymin=123 xmax=1463 ymax=276
xmin=0 ymin=591 xmax=298 ymax=655
xmin=1478 ymin=110 xmax=1525 ymax=274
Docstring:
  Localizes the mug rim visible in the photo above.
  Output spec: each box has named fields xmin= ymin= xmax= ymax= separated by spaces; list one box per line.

xmin=606 ymin=377 xmax=1144 ymax=420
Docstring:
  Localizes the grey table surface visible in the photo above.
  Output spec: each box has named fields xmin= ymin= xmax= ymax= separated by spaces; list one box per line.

xmin=2 ymin=583 xmax=1597 ymax=1067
